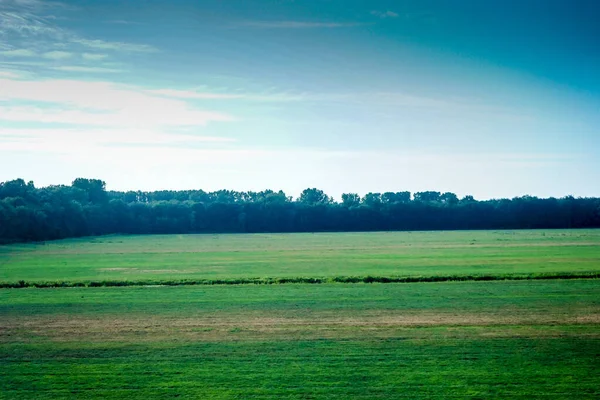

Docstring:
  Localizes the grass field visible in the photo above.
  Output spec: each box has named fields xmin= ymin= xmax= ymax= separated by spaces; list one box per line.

xmin=1 ymin=229 xmax=599 ymax=286
xmin=1 ymin=280 xmax=599 ymax=398
xmin=1 ymin=230 xmax=599 ymax=398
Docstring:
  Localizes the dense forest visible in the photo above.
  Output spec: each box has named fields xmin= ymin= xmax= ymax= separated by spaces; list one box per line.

xmin=0 ymin=178 xmax=599 ymax=243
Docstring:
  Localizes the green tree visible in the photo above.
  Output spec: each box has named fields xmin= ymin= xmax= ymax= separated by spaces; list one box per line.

xmin=440 ymin=192 xmax=459 ymax=205
xmin=298 ymin=188 xmax=331 ymax=205
xmin=341 ymin=193 xmax=360 ymax=207
xmin=382 ymin=192 xmax=411 ymax=204
xmin=72 ymin=178 xmax=108 ymax=204
xmin=414 ymin=191 xmax=441 ymax=202
xmin=362 ymin=193 xmax=382 ymax=207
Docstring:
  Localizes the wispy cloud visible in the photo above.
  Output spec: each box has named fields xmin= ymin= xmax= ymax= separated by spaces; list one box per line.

xmin=1 ymin=48 xmax=36 ymax=56
xmin=0 ymin=0 xmax=157 ymax=58
xmin=0 ymin=128 xmax=236 ymax=154
xmin=70 ymin=38 xmax=157 ymax=53
xmin=0 ymin=77 xmax=235 ymax=128
xmin=42 ymin=50 xmax=71 ymax=59
xmin=0 ymin=0 xmax=64 ymax=10
xmin=145 ymin=87 xmax=490 ymax=109
xmin=147 ymin=89 xmax=246 ymax=100
xmin=0 ymin=0 xmax=157 ymax=78
xmin=239 ymin=20 xmax=362 ymax=29
xmin=104 ymin=19 xmax=140 ymax=25
xmin=147 ymin=88 xmax=306 ymax=102
xmin=0 ymin=70 xmax=21 ymax=78
xmin=0 ymin=10 xmax=61 ymax=37
xmin=0 ymin=60 xmax=49 ymax=67
xmin=371 ymin=10 xmax=399 ymax=19
xmin=52 ymin=65 xmax=122 ymax=73
xmin=82 ymin=52 xmax=108 ymax=61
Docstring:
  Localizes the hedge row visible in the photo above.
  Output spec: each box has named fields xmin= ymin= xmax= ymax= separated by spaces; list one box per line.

xmin=2 ymin=272 xmax=599 ymax=289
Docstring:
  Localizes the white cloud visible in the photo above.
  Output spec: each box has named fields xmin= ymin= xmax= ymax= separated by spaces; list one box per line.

xmin=1 ymin=48 xmax=36 ymax=56
xmin=0 ymin=105 xmax=231 ymax=127
xmin=104 ymin=19 xmax=139 ymax=25
xmin=0 ymin=0 xmax=61 ymax=10
xmin=371 ymin=10 xmax=399 ymax=18
xmin=82 ymin=53 xmax=108 ymax=61
xmin=0 ymin=77 xmax=235 ymax=128
xmin=0 ymin=9 xmax=61 ymax=37
xmin=0 ymin=128 xmax=236 ymax=154
xmin=147 ymin=89 xmax=245 ymax=100
xmin=0 ymin=2 xmax=157 ymax=55
xmin=71 ymin=38 xmax=157 ymax=53
xmin=53 ymin=65 xmax=122 ymax=73
xmin=148 ymin=88 xmax=306 ymax=102
xmin=239 ymin=20 xmax=362 ymax=29
xmin=0 ymin=70 xmax=21 ymax=78
xmin=42 ymin=50 xmax=71 ymax=59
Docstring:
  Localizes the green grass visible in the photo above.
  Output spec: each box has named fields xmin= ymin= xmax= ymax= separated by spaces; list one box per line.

xmin=2 ymin=230 xmax=599 ymax=398
xmin=1 ymin=280 xmax=599 ymax=399
xmin=1 ymin=230 xmax=599 ymax=286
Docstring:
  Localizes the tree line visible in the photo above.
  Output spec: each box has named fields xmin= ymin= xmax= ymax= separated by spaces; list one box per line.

xmin=1 ymin=178 xmax=599 ymax=243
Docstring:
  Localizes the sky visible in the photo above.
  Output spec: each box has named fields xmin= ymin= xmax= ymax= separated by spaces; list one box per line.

xmin=1 ymin=0 xmax=599 ymax=200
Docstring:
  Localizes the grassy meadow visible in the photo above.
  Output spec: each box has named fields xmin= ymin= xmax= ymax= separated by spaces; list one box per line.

xmin=1 ymin=230 xmax=599 ymax=398
xmin=1 ymin=280 xmax=599 ymax=398
xmin=1 ymin=229 xmax=599 ymax=285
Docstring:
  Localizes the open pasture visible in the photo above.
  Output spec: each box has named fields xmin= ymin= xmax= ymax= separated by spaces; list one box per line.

xmin=1 ymin=229 xmax=599 ymax=398
xmin=1 ymin=229 xmax=599 ymax=285
xmin=1 ymin=280 xmax=599 ymax=398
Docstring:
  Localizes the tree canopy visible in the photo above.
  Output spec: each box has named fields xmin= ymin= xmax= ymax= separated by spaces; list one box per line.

xmin=1 ymin=178 xmax=599 ymax=243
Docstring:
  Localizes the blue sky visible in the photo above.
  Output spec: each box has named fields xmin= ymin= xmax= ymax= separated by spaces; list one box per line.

xmin=1 ymin=0 xmax=599 ymax=199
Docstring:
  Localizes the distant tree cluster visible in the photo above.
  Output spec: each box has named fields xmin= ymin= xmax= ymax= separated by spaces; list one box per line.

xmin=1 ymin=178 xmax=599 ymax=243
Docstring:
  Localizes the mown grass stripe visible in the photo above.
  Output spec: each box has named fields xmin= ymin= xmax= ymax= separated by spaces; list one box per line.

xmin=1 ymin=271 xmax=599 ymax=289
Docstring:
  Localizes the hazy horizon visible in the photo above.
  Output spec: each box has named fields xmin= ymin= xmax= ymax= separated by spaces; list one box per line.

xmin=1 ymin=0 xmax=599 ymax=200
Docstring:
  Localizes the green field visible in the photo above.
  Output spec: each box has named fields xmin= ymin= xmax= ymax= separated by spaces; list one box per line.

xmin=1 ymin=230 xmax=599 ymax=398
xmin=1 ymin=230 xmax=599 ymax=285
xmin=1 ymin=280 xmax=599 ymax=398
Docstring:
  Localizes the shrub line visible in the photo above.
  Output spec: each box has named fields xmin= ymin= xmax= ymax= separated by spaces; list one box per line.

xmin=1 ymin=272 xmax=599 ymax=289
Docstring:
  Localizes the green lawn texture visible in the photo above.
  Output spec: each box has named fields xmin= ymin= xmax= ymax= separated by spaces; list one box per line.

xmin=1 ymin=280 xmax=599 ymax=399
xmin=1 ymin=229 xmax=599 ymax=285
xmin=1 ymin=230 xmax=599 ymax=398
